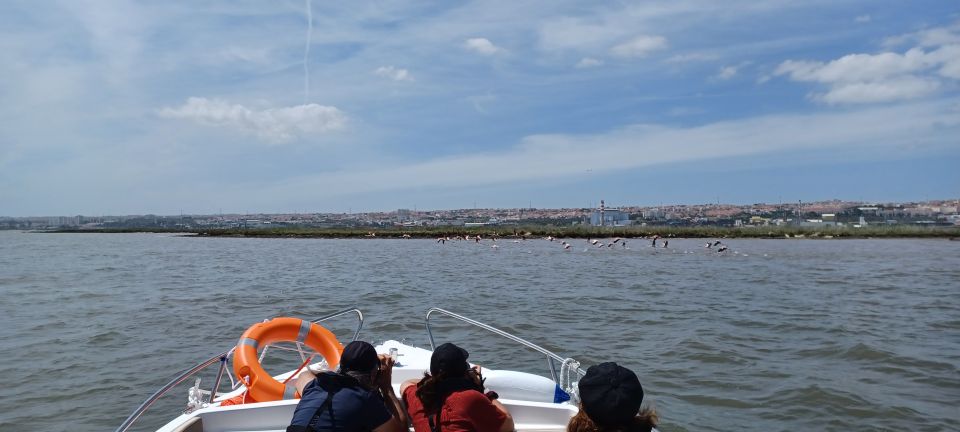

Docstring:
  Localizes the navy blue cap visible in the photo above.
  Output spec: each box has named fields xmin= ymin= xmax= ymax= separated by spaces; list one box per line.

xmin=578 ymin=362 xmax=644 ymax=427
xmin=430 ymin=343 xmax=469 ymax=376
xmin=339 ymin=341 xmax=379 ymax=372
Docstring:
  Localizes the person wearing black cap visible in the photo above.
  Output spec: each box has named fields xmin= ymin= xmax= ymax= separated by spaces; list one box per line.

xmin=288 ymin=341 xmax=408 ymax=432
xmin=400 ymin=343 xmax=514 ymax=432
xmin=568 ymin=362 xmax=657 ymax=432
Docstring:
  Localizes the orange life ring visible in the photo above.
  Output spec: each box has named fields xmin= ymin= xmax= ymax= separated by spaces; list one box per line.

xmin=233 ymin=317 xmax=343 ymax=402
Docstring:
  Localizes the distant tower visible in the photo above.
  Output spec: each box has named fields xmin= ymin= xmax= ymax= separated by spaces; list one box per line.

xmin=600 ymin=200 xmax=606 ymax=227
xmin=796 ymin=200 xmax=802 ymax=226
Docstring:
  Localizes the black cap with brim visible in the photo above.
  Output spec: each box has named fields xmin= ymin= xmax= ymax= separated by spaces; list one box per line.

xmin=339 ymin=341 xmax=379 ymax=372
xmin=430 ymin=342 xmax=470 ymax=376
xmin=578 ymin=362 xmax=644 ymax=427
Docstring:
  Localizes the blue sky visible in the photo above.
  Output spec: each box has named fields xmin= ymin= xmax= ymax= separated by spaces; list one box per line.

xmin=0 ymin=0 xmax=958 ymax=216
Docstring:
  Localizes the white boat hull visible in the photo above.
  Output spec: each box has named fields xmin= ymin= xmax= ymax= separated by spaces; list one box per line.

xmin=155 ymin=340 xmax=578 ymax=432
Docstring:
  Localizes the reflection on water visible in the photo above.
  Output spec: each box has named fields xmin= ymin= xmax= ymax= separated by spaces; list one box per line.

xmin=0 ymin=232 xmax=957 ymax=431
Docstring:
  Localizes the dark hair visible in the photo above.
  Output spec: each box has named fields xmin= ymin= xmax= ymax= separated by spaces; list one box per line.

xmin=567 ymin=406 xmax=658 ymax=432
xmin=415 ymin=369 xmax=484 ymax=414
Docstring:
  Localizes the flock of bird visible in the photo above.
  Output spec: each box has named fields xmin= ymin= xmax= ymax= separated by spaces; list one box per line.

xmin=433 ymin=234 xmax=738 ymax=255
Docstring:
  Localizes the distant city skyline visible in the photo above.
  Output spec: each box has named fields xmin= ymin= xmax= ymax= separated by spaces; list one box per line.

xmin=0 ymin=1 xmax=958 ymax=217
xmin=3 ymin=197 xmax=958 ymax=219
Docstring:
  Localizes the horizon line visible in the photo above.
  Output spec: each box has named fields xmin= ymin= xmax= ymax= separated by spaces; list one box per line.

xmin=4 ymin=197 xmax=959 ymax=219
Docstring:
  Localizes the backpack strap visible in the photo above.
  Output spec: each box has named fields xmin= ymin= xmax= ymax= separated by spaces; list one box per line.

xmin=427 ymin=410 xmax=441 ymax=432
xmin=287 ymin=373 xmax=362 ymax=432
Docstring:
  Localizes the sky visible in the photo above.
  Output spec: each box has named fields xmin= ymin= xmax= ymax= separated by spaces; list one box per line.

xmin=0 ymin=0 xmax=958 ymax=216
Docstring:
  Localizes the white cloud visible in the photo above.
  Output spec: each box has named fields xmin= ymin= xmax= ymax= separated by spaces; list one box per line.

xmin=667 ymin=106 xmax=704 ymax=117
xmin=466 ymin=92 xmax=497 ymax=114
xmin=714 ymin=61 xmax=752 ymax=81
xmin=854 ymin=15 xmax=871 ymax=23
xmin=575 ymin=57 xmax=603 ymax=68
xmin=716 ymin=65 xmax=738 ymax=80
xmin=665 ymin=52 xmax=719 ymax=63
xmin=159 ymin=97 xmax=346 ymax=144
xmin=775 ymin=23 xmax=960 ymax=104
xmin=464 ymin=38 xmax=503 ymax=55
xmin=884 ymin=21 xmax=960 ymax=48
xmin=538 ymin=17 xmax=629 ymax=53
xmin=930 ymin=44 xmax=960 ymax=79
xmin=775 ymin=50 xmax=935 ymax=83
xmin=536 ymin=2 xmax=779 ymax=55
xmin=609 ymin=35 xmax=667 ymax=58
xmin=214 ymin=46 xmax=273 ymax=65
xmin=815 ymin=77 xmax=940 ymax=104
xmin=374 ymin=65 xmax=414 ymax=81
xmin=249 ymin=100 xmax=958 ymax=199
xmin=61 ymin=1 xmax=146 ymax=71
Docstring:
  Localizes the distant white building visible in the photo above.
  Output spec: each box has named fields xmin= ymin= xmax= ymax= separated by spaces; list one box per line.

xmin=243 ymin=219 xmax=271 ymax=228
xmin=590 ymin=200 xmax=631 ymax=226
xmin=642 ymin=209 xmax=664 ymax=220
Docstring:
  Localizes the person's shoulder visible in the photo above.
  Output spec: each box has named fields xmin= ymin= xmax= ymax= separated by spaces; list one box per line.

xmin=304 ymin=371 xmax=342 ymax=392
xmin=301 ymin=376 xmax=322 ymax=395
xmin=455 ymin=388 xmax=485 ymax=397
xmin=448 ymin=389 xmax=487 ymax=404
xmin=402 ymin=384 xmax=417 ymax=398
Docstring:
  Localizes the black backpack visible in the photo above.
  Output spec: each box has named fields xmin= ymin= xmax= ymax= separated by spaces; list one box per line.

xmin=287 ymin=373 xmax=367 ymax=432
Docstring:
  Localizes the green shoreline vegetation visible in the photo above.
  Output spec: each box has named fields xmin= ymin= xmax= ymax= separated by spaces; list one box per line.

xmin=47 ymin=225 xmax=960 ymax=239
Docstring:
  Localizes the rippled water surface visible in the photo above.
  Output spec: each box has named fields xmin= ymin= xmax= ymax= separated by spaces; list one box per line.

xmin=1 ymin=232 xmax=958 ymax=431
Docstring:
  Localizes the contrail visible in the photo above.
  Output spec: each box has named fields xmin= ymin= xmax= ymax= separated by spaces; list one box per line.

xmin=303 ymin=0 xmax=313 ymax=104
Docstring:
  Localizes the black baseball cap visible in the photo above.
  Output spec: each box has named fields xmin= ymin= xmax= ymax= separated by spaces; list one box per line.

xmin=430 ymin=343 xmax=470 ymax=376
xmin=339 ymin=341 xmax=379 ymax=372
xmin=578 ymin=362 xmax=644 ymax=427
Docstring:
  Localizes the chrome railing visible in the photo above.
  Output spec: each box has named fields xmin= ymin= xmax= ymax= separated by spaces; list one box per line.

xmin=424 ymin=308 xmax=586 ymax=385
xmin=114 ymin=308 xmax=364 ymax=432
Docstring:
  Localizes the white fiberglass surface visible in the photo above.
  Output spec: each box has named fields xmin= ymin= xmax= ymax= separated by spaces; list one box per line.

xmin=157 ymin=341 xmax=577 ymax=432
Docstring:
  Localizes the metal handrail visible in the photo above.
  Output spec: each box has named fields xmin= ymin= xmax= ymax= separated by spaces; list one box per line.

xmin=312 ymin=307 xmax=365 ymax=342
xmin=114 ymin=308 xmax=364 ymax=432
xmin=113 ymin=348 xmax=234 ymax=432
xmin=424 ymin=308 xmax=586 ymax=383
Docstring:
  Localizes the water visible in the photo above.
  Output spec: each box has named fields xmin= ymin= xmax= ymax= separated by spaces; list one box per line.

xmin=0 ymin=231 xmax=958 ymax=431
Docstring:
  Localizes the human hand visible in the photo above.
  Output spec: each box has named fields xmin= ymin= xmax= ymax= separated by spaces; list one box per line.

xmin=377 ymin=354 xmax=395 ymax=390
xmin=468 ymin=365 xmax=485 ymax=390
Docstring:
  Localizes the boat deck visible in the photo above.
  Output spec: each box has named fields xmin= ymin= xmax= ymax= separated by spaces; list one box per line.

xmin=119 ymin=309 xmax=587 ymax=432
xmin=156 ymin=340 xmax=578 ymax=432
xmin=162 ymin=398 xmax=576 ymax=432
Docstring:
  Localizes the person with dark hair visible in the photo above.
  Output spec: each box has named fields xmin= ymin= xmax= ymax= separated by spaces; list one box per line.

xmin=400 ymin=343 xmax=514 ymax=432
xmin=567 ymin=362 xmax=657 ymax=432
xmin=288 ymin=341 xmax=408 ymax=432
